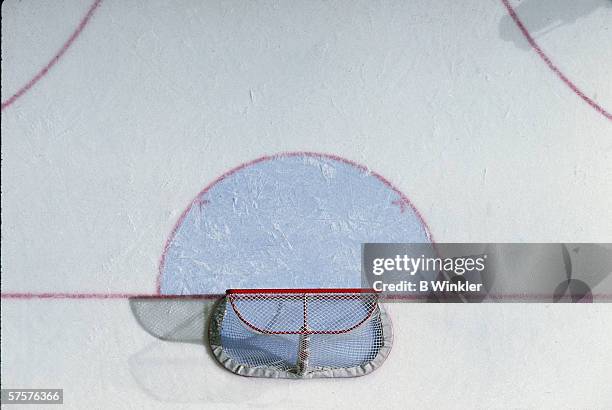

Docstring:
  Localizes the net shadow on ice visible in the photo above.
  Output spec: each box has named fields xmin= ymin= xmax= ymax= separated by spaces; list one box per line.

xmin=129 ymin=297 xmax=220 ymax=345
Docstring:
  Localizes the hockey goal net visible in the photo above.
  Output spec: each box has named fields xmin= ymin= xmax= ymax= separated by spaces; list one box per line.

xmin=208 ymin=288 xmax=393 ymax=378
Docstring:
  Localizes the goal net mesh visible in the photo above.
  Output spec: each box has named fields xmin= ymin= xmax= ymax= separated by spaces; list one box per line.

xmin=209 ymin=289 xmax=393 ymax=378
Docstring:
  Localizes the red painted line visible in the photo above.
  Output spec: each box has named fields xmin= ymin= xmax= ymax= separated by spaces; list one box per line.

xmin=1 ymin=0 xmax=103 ymax=111
xmin=156 ymin=151 xmax=435 ymax=294
xmin=0 ymin=292 xmax=222 ymax=300
xmin=501 ymin=0 xmax=611 ymax=121
xmin=1 ymin=292 xmax=609 ymax=301
xmin=380 ymin=293 xmax=612 ymax=301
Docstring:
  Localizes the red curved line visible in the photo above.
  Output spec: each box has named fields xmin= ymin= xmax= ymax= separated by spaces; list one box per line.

xmin=1 ymin=0 xmax=102 ymax=111
xmin=156 ymin=151 xmax=435 ymax=294
xmin=228 ymin=293 xmax=378 ymax=335
xmin=501 ymin=0 xmax=611 ymax=121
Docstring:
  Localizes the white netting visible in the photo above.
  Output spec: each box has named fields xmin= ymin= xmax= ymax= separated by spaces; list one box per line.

xmin=209 ymin=290 xmax=392 ymax=378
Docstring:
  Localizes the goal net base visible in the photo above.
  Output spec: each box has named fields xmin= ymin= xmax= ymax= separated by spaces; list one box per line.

xmin=208 ymin=288 xmax=393 ymax=379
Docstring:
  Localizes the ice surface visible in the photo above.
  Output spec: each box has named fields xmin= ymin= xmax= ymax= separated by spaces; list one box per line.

xmin=1 ymin=0 xmax=611 ymax=408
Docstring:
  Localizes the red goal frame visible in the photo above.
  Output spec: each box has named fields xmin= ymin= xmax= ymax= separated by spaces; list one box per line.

xmin=226 ymin=288 xmax=379 ymax=335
